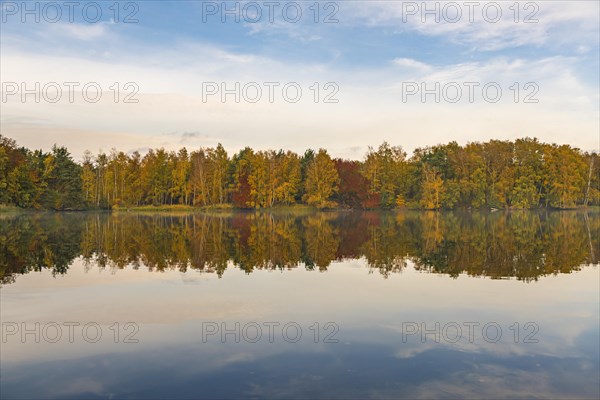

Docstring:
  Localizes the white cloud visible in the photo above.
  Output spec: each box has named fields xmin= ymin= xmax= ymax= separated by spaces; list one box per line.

xmin=392 ymin=57 xmax=433 ymax=73
xmin=49 ymin=22 xmax=109 ymax=41
xmin=343 ymin=1 xmax=599 ymax=51
xmin=245 ymin=20 xmax=323 ymax=42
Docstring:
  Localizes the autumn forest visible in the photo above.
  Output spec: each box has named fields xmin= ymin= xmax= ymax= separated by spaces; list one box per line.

xmin=1 ymin=135 xmax=598 ymax=210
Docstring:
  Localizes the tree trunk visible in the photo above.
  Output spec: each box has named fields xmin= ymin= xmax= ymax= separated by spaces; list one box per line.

xmin=584 ymin=156 xmax=594 ymax=207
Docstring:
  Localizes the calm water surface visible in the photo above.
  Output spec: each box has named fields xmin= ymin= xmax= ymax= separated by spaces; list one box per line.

xmin=1 ymin=211 xmax=599 ymax=399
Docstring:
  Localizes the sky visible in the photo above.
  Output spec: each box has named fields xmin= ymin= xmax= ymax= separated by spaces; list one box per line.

xmin=1 ymin=0 xmax=599 ymax=160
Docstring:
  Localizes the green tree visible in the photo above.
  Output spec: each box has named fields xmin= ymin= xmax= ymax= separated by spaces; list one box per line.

xmin=362 ymin=142 xmax=408 ymax=208
xmin=40 ymin=145 xmax=84 ymax=210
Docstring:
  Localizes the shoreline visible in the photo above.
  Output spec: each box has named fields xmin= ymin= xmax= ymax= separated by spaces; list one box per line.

xmin=2 ymin=204 xmax=599 ymax=214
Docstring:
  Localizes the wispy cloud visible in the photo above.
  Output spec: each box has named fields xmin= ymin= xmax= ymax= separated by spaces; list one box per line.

xmin=344 ymin=1 xmax=599 ymax=51
xmin=48 ymin=22 xmax=110 ymax=41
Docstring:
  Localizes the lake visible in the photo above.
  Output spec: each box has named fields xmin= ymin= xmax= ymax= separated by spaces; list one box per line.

xmin=1 ymin=210 xmax=599 ymax=399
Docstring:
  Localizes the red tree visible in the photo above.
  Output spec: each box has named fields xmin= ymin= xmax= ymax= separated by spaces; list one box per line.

xmin=333 ymin=159 xmax=379 ymax=209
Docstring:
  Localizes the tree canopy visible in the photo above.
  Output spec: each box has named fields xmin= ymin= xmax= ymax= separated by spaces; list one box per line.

xmin=1 ymin=135 xmax=598 ymax=210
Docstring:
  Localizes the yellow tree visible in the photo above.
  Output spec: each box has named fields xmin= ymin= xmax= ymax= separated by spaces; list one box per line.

xmin=544 ymin=144 xmax=587 ymax=208
xmin=171 ymin=148 xmax=191 ymax=205
xmin=304 ymin=149 xmax=339 ymax=209
xmin=273 ymin=151 xmax=301 ymax=205
xmin=247 ymin=151 xmax=270 ymax=208
xmin=190 ymin=149 xmax=211 ymax=206
xmin=210 ymin=144 xmax=229 ymax=205
xmin=420 ymin=165 xmax=445 ymax=210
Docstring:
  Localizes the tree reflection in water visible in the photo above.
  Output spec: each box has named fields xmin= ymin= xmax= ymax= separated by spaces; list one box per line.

xmin=1 ymin=210 xmax=598 ymax=283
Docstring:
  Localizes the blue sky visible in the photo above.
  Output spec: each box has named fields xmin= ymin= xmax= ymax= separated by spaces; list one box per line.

xmin=1 ymin=0 xmax=599 ymax=159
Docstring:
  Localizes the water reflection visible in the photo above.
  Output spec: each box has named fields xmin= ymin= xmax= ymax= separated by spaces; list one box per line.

xmin=2 ymin=210 xmax=598 ymax=283
xmin=2 ymin=211 xmax=599 ymax=399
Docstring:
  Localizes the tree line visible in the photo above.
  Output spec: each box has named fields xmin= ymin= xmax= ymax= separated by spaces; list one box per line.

xmin=1 ymin=134 xmax=598 ymax=210
xmin=2 ymin=211 xmax=597 ymax=283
